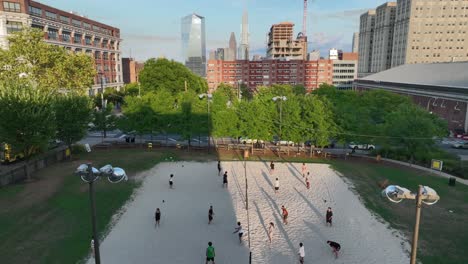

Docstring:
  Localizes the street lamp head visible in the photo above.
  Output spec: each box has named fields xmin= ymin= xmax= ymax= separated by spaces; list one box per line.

xmin=421 ymin=186 xmax=440 ymax=205
xmin=108 ymin=167 xmax=128 ymax=183
xmin=272 ymin=96 xmax=287 ymax=102
xmin=76 ymin=164 xmax=100 ymax=183
xmin=382 ymin=185 xmax=414 ymax=203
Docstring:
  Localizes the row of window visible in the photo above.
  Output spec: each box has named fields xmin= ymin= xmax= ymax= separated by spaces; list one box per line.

xmin=3 ymin=1 xmax=20 ymax=12
xmin=27 ymin=6 xmax=114 ymax=36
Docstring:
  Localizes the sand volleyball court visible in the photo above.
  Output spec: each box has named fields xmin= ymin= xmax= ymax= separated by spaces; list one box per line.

xmin=86 ymin=161 xmax=409 ymax=264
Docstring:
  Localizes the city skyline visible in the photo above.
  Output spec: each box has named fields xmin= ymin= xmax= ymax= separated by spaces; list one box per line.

xmin=36 ymin=0 xmax=384 ymax=62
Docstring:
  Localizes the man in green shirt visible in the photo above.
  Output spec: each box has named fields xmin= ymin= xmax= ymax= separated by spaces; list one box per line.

xmin=206 ymin=241 xmax=215 ymax=264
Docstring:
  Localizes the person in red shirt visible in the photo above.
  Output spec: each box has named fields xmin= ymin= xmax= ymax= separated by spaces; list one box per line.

xmin=281 ymin=205 xmax=289 ymax=225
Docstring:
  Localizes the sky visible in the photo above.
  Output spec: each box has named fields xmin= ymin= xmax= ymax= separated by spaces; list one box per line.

xmin=38 ymin=0 xmax=383 ymax=62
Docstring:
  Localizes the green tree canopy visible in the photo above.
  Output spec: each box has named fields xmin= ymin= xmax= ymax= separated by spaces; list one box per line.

xmin=0 ymin=82 xmax=56 ymax=178
xmin=0 ymin=29 xmax=95 ymax=94
xmin=54 ymin=94 xmax=92 ymax=152
xmin=139 ymin=58 xmax=208 ymax=95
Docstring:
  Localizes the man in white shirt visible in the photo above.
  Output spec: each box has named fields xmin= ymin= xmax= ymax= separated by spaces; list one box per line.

xmin=298 ymin=242 xmax=305 ymax=264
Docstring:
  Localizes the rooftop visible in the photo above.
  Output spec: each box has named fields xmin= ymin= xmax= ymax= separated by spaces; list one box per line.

xmin=360 ymin=62 xmax=468 ymax=89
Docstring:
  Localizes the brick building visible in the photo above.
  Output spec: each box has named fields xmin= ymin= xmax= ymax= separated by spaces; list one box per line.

xmin=0 ymin=0 xmax=123 ymax=93
xmin=207 ymin=59 xmax=333 ymax=93
xmin=122 ymin=58 xmax=144 ymax=84
xmin=354 ymin=62 xmax=468 ymax=132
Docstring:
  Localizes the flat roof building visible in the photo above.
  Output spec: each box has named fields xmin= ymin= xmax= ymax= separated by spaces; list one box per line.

xmin=266 ymin=22 xmax=307 ymax=60
xmin=0 ymin=0 xmax=123 ymax=93
xmin=354 ymin=62 xmax=468 ymax=132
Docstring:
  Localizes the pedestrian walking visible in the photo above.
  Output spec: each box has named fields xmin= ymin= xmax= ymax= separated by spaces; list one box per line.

xmin=90 ymin=237 xmax=95 ymax=258
xmin=298 ymin=242 xmax=305 ymax=264
xmin=270 ymin=161 xmax=275 ymax=175
xmin=169 ymin=174 xmax=174 ymax=189
xmin=206 ymin=241 xmax=216 ymax=264
xmin=306 ymin=177 xmax=310 ymax=189
xmin=267 ymin=222 xmax=275 ymax=243
xmin=274 ymin=178 xmax=280 ymax=193
xmin=301 ymin=163 xmax=307 ymax=177
xmin=208 ymin=205 xmax=214 ymax=224
xmin=223 ymin=171 xmax=228 ymax=188
xmin=155 ymin=208 xmax=161 ymax=227
xmin=327 ymin=240 xmax=341 ymax=259
xmin=326 ymin=207 xmax=333 ymax=227
xmin=233 ymin=221 xmax=244 ymax=244
xmin=281 ymin=205 xmax=289 ymax=225
xmin=217 ymin=161 xmax=222 ymax=176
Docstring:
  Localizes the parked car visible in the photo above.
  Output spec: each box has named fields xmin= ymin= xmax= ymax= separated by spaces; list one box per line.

xmin=453 ymin=129 xmax=468 ymax=140
xmin=239 ymin=137 xmax=253 ymax=144
xmin=348 ymin=143 xmax=375 ymax=151
xmin=452 ymin=141 xmax=468 ymax=149
xmin=272 ymin=139 xmax=294 ymax=146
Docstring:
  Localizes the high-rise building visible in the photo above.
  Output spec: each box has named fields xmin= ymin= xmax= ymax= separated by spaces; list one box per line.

xmin=228 ymin=32 xmax=237 ymax=61
xmin=207 ymin=58 xmax=333 ymax=93
xmin=358 ymin=0 xmax=468 ymax=77
xmin=308 ymin=50 xmax=321 ymax=61
xmin=238 ymin=10 xmax=249 ymax=60
xmin=332 ymin=52 xmax=358 ymax=90
xmin=0 ymin=0 xmax=123 ymax=93
xmin=181 ymin=13 xmax=206 ymax=77
xmin=266 ymin=22 xmax=307 ymax=60
xmin=371 ymin=2 xmax=396 ymax=74
xmin=122 ymin=58 xmax=144 ymax=84
xmin=358 ymin=10 xmax=376 ymax=78
xmin=352 ymin=32 xmax=359 ymax=53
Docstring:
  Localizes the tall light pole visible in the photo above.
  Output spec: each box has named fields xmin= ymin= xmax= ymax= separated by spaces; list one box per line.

xmin=75 ymin=164 xmax=128 ymax=264
xmin=272 ymin=96 xmax=287 ymax=140
xmin=382 ymin=185 xmax=440 ymax=264
xmin=237 ymin=80 xmax=242 ymax=101
xmin=243 ymin=149 xmax=251 ymax=264
xmin=198 ymin=93 xmax=213 ymax=150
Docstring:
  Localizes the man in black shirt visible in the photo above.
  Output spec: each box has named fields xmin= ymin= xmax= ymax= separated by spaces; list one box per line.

xmin=327 ymin=240 xmax=341 ymax=259
xmin=223 ymin=171 xmax=228 ymax=188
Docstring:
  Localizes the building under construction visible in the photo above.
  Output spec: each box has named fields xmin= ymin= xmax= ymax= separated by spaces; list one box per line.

xmin=266 ymin=22 xmax=308 ymax=60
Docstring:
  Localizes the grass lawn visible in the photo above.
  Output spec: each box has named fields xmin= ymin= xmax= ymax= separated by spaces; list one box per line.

xmin=0 ymin=148 xmax=216 ymax=264
xmin=330 ymin=159 xmax=468 ymax=264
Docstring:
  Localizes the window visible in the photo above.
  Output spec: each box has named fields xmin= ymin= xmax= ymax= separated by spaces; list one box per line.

xmin=6 ymin=21 xmax=22 ymax=33
xmin=83 ymin=22 xmax=91 ymax=29
xmin=60 ymin=15 xmax=69 ymax=24
xmin=29 ymin=6 xmax=42 ymax=16
xmin=45 ymin=11 xmax=56 ymax=20
xmin=85 ymin=36 xmax=91 ymax=45
xmin=74 ymin=34 xmax=81 ymax=44
xmin=62 ymin=32 xmax=71 ymax=42
xmin=47 ymin=28 xmax=58 ymax=40
xmin=94 ymin=38 xmax=100 ymax=47
xmin=3 ymin=1 xmax=20 ymax=12
xmin=72 ymin=19 xmax=81 ymax=27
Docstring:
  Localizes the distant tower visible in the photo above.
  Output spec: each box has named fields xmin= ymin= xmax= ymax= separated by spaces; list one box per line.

xmin=238 ymin=10 xmax=249 ymax=60
xmin=229 ymin=32 xmax=237 ymax=61
xmin=302 ymin=0 xmax=308 ymax=37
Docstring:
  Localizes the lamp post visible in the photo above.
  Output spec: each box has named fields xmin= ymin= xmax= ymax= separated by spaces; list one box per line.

xmin=243 ymin=149 xmax=251 ymax=264
xmin=272 ymin=96 xmax=287 ymax=140
xmin=382 ymin=185 xmax=440 ymax=264
xmin=198 ymin=93 xmax=213 ymax=150
xmin=98 ymin=71 xmax=105 ymax=109
xmin=75 ymin=163 xmax=128 ymax=264
xmin=237 ymin=80 xmax=242 ymax=101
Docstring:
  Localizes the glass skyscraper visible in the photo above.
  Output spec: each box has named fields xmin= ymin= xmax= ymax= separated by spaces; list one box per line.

xmin=181 ymin=13 xmax=206 ymax=77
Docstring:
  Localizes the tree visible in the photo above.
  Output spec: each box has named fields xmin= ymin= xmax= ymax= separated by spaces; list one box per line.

xmin=54 ymin=94 xmax=92 ymax=156
xmin=380 ymin=104 xmax=447 ymax=163
xmin=91 ymin=104 xmax=117 ymax=139
xmin=119 ymin=97 xmax=158 ymax=145
xmin=139 ymin=58 xmax=208 ymax=95
xmin=0 ymin=82 xmax=56 ymax=179
xmin=124 ymin=82 xmax=140 ymax=97
xmin=0 ymin=29 xmax=95 ymax=94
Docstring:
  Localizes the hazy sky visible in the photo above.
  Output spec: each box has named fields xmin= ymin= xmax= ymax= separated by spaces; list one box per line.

xmin=38 ymin=0 xmax=383 ymax=62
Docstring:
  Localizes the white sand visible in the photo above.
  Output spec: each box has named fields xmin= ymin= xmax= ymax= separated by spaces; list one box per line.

xmin=86 ymin=161 xmax=409 ymax=264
